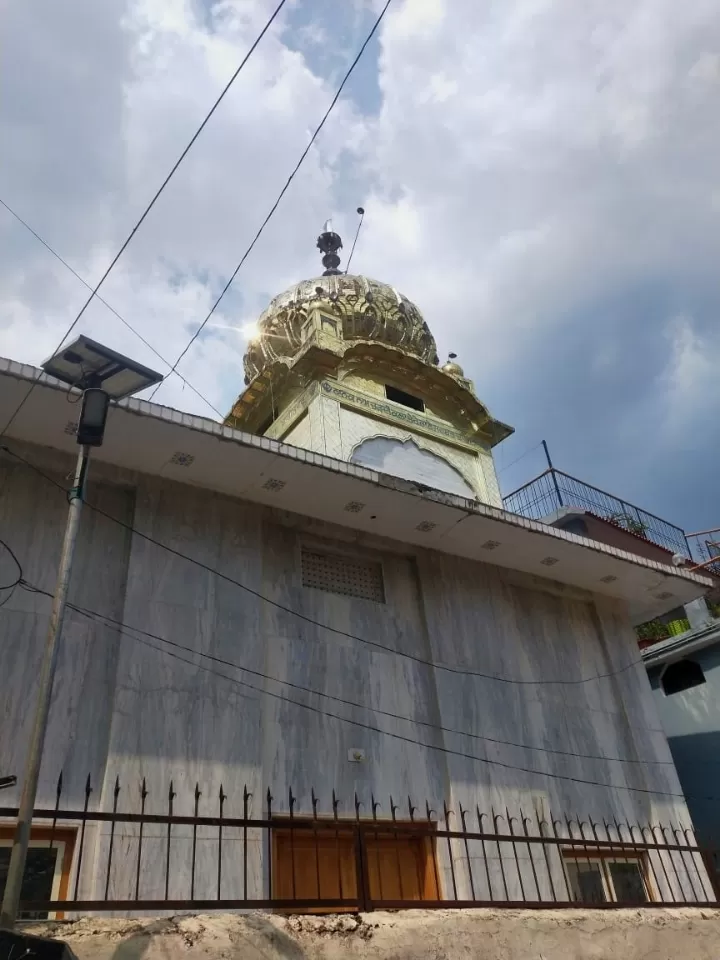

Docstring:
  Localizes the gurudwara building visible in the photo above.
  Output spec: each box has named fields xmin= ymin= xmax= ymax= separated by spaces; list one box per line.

xmin=0 ymin=229 xmax=715 ymax=912
xmin=226 ymin=228 xmax=512 ymax=504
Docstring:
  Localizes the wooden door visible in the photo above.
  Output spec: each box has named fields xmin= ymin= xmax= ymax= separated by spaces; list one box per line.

xmin=365 ymin=834 xmax=439 ymax=902
xmin=273 ymin=823 xmax=439 ymax=911
xmin=273 ymin=829 xmax=358 ymax=910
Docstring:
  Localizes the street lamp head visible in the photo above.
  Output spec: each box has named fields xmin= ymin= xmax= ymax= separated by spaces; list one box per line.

xmin=42 ymin=335 xmax=163 ymax=401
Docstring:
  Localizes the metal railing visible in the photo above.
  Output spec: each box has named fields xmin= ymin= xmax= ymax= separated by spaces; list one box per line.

xmin=686 ymin=529 xmax=720 ymax=580
xmin=503 ymin=469 xmax=691 ymax=558
xmin=1 ymin=776 xmax=718 ymax=915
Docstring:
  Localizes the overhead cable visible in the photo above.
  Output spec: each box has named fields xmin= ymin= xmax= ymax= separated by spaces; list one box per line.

xmin=149 ymin=0 xmax=395 ymax=401
xmin=3 ymin=443 xmax=649 ymax=688
xmin=24 ymin=581 xmax=676 ymax=768
xmin=0 ymin=0 xmax=289 ymax=438
xmin=17 ymin=579 xmax=701 ymax=802
xmin=0 ymin=197 xmax=222 ymax=419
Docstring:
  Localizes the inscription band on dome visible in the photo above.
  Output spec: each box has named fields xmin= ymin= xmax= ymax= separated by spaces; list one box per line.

xmin=321 ymin=381 xmax=488 ymax=450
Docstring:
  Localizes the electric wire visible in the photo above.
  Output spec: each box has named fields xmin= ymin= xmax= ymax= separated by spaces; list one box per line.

xmin=1 ymin=443 xmax=650 ymax=688
xmin=0 ymin=197 xmax=223 ymax=419
xmin=0 ymin=536 xmax=23 ymax=591
xmin=344 ymin=207 xmax=365 ymax=274
xmin=148 ymin=0 xmax=394 ymax=403
xmin=0 ymin=0 xmax=289 ymax=438
xmin=16 ymin=579 xmax=709 ymax=802
xmin=11 ymin=578 xmax=675 ymax=768
xmin=498 ymin=442 xmax=543 ymax=475
xmin=0 ymin=526 xmax=671 ymax=764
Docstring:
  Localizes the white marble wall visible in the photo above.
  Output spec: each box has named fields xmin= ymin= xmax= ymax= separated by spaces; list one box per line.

xmin=280 ymin=392 xmax=504 ymax=507
xmin=0 ymin=441 xmax=705 ymax=907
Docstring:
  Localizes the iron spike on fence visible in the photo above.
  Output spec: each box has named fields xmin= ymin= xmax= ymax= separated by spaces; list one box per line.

xmin=672 ymin=821 xmax=701 ymax=902
xmin=165 ymin=780 xmax=175 ymax=901
xmin=658 ymin=821 xmax=686 ymax=900
xmin=425 ymin=799 xmax=441 ymax=902
xmin=266 ymin=788 xmax=273 ymax=901
xmin=331 ymin=789 xmax=343 ymax=901
xmin=506 ymin=807 xmax=526 ymax=901
xmin=191 ymin=783 xmax=201 ymax=900
xmin=459 ymin=803 xmax=476 ymax=901
xmin=444 ymin=800 xmax=459 ymax=901
xmin=135 ymin=777 xmax=148 ymax=901
xmin=519 ymin=806 xmax=541 ymax=901
xmin=478 ymin=806 xmax=494 ymax=902
xmin=104 ymin=775 xmax=121 ymax=901
xmin=288 ymin=787 xmax=297 ymax=900
xmin=310 ymin=788 xmax=321 ymax=903
xmin=243 ymin=785 xmax=251 ymax=902
xmin=73 ymin=774 xmax=93 ymax=901
xmin=491 ymin=806 xmax=509 ymax=902
xmin=217 ymin=784 xmax=226 ymax=901
xmin=532 ymin=806 xmax=557 ymax=903
xmin=648 ymin=823 xmax=673 ymax=897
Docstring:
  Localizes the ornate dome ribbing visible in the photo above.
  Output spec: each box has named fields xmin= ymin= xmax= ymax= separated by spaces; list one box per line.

xmin=243 ymin=273 xmax=439 ymax=385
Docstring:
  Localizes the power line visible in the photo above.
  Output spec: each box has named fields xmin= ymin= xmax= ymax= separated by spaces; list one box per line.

xmin=12 ymin=579 xmax=673 ymax=768
xmin=0 ymin=585 xmax=18 ymax=609
xmin=498 ymin=442 xmax=543 ymax=475
xmin=0 ymin=197 xmax=223 ymax=419
xmin=0 ymin=0 xmax=289 ymax=439
xmin=0 ymin=537 xmax=22 ymax=591
xmin=16 ymin=580 xmax=702 ymax=802
xmin=149 ymin=0 xmax=394 ymax=403
xmin=2 ymin=443 xmax=649 ymax=688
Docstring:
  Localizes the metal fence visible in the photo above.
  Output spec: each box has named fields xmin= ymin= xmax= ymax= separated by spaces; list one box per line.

xmin=686 ymin=529 xmax=720 ymax=579
xmin=502 ymin=469 xmax=691 ymax=558
xmin=1 ymin=776 xmax=718 ymax=916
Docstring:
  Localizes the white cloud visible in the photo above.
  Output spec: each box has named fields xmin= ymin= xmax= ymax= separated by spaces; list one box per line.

xmin=0 ymin=0 xmax=363 ymax=416
xmin=359 ymin=0 xmax=720 ymax=333
xmin=661 ymin=315 xmax=720 ymax=441
xmin=1 ymin=0 xmax=719 ymax=527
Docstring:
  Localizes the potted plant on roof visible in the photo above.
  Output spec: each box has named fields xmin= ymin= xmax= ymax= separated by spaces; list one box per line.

xmin=607 ymin=511 xmax=649 ymax=538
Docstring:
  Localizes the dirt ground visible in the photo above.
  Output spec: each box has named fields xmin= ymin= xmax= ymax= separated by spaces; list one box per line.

xmin=29 ymin=907 xmax=720 ymax=960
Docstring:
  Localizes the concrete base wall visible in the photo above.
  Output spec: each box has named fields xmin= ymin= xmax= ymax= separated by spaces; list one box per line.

xmin=32 ymin=908 xmax=720 ymax=960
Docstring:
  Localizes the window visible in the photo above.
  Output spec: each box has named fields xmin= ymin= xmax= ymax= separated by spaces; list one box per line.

xmin=384 ymin=385 xmax=425 ymax=412
xmin=320 ymin=314 xmax=338 ymax=335
xmin=0 ymin=829 xmax=74 ymax=919
xmin=661 ymin=659 xmax=706 ymax=695
xmin=301 ymin=549 xmax=385 ymax=603
xmin=563 ymin=853 xmax=649 ymax=904
xmin=257 ymin=405 xmax=279 ymax=436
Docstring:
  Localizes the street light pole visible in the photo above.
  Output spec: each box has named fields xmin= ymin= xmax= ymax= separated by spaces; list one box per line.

xmin=0 ymin=445 xmax=90 ymax=929
xmin=0 ymin=336 xmax=161 ymax=931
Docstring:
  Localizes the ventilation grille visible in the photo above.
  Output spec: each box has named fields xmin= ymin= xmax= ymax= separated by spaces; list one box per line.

xmin=301 ymin=549 xmax=385 ymax=603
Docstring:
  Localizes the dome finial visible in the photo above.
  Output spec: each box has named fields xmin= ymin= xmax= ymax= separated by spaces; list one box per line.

xmin=441 ymin=352 xmax=465 ymax=377
xmin=317 ymin=223 xmax=343 ymax=276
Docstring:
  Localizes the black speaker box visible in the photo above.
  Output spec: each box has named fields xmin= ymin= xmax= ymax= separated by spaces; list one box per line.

xmin=0 ymin=929 xmax=78 ymax=959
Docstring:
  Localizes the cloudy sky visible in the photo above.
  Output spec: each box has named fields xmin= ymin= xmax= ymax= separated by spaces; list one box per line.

xmin=2 ymin=0 xmax=719 ymax=536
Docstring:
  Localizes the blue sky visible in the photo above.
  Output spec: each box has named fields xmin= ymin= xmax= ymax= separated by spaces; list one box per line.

xmin=1 ymin=0 xmax=719 ymax=537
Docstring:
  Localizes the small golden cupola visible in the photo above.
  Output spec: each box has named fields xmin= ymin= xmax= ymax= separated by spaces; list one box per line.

xmin=225 ymin=226 xmax=513 ymax=504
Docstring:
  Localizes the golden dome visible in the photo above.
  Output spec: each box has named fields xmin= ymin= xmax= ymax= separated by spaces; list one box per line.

xmin=243 ymin=273 xmax=439 ymax=385
xmin=441 ymin=354 xmax=465 ymax=378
